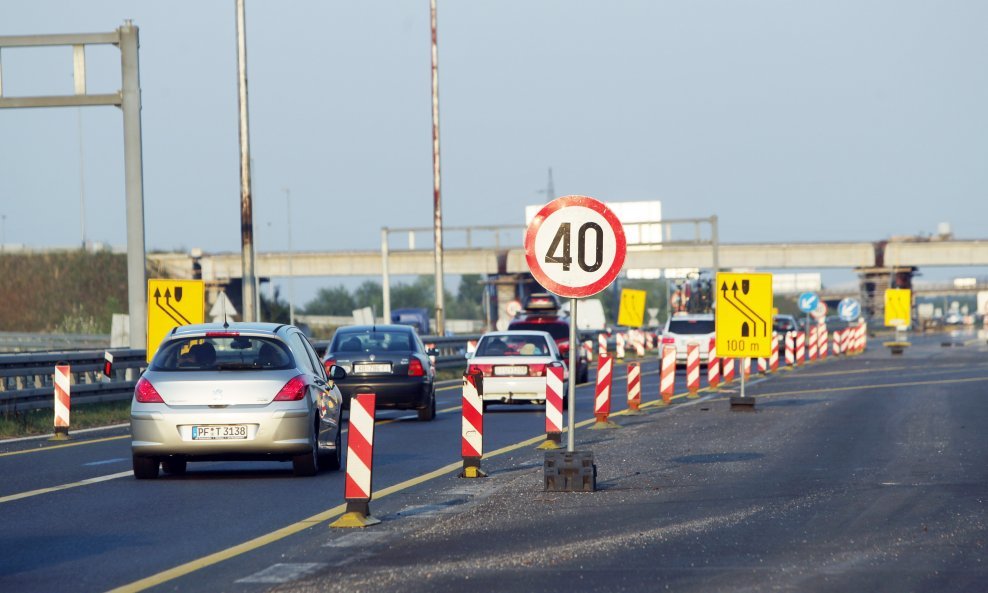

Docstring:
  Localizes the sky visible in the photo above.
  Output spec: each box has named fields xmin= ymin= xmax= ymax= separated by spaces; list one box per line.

xmin=2 ymin=1 xmax=987 ymax=304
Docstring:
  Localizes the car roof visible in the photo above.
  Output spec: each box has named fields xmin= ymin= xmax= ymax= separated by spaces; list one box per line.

xmin=335 ymin=324 xmax=415 ymax=333
xmin=482 ymin=330 xmax=553 ymax=339
xmin=170 ymin=322 xmax=289 ymax=336
xmin=667 ymin=314 xmax=713 ymax=321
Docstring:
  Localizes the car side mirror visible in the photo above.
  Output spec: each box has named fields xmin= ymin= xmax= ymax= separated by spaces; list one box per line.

xmin=329 ymin=365 xmax=347 ymax=381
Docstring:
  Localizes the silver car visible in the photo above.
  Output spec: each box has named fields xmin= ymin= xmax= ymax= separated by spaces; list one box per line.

xmin=129 ymin=322 xmax=344 ymax=479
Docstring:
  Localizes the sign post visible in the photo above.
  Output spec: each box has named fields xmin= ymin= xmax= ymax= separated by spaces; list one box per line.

xmin=526 ymin=195 xmax=626 ymax=492
xmin=715 ymin=272 xmax=773 ymax=411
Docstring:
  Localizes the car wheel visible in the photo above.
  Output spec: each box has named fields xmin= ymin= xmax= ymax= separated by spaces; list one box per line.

xmin=293 ymin=430 xmax=318 ymax=477
xmin=318 ymin=426 xmax=342 ymax=472
xmin=161 ymin=458 xmax=187 ymax=475
xmin=133 ymin=455 xmax=160 ymax=480
xmin=417 ymin=389 xmax=436 ymax=421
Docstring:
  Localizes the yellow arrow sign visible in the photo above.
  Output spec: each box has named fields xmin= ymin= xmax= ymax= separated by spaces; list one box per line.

xmin=715 ymin=272 xmax=773 ymax=358
xmin=885 ymin=288 xmax=912 ymax=328
xmin=617 ymin=288 xmax=647 ymax=327
xmin=147 ymin=279 xmax=205 ymax=362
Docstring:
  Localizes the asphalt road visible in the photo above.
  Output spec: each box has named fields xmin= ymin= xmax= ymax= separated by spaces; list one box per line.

xmin=2 ymin=333 xmax=986 ymax=592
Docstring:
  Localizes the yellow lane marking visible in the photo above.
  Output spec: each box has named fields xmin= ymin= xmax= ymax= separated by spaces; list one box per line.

xmin=0 ymin=435 xmax=129 ymax=458
xmin=0 ymin=470 xmax=132 ymax=504
xmin=752 ymin=375 xmax=988 ymax=399
xmin=785 ymin=367 xmax=908 ymax=378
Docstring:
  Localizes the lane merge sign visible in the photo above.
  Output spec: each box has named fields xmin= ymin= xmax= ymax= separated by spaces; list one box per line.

xmin=147 ymin=279 xmax=205 ymax=362
xmin=798 ymin=292 xmax=819 ymax=313
xmin=617 ymin=288 xmax=647 ymax=327
xmin=885 ymin=288 xmax=912 ymax=328
xmin=524 ymin=195 xmax=626 ymax=298
xmin=715 ymin=272 xmax=773 ymax=358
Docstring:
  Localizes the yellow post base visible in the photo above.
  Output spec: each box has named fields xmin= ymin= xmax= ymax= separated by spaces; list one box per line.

xmin=536 ymin=439 xmax=561 ymax=450
xmin=329 ymin=512 xmax=381 ymax=529
xmin=460 ymin=466 xmax=488 ymax=478
xmin=49 ymin=432 xmax=70 ymax=442
xmin=589 ymin=419 xmax=620 ymax=430
xmin=687 ymin=391 xmax=700 ymax=399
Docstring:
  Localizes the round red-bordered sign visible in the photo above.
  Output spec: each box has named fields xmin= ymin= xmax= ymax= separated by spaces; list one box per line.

xmin=524 ymin=195 xmax=627 ymax=298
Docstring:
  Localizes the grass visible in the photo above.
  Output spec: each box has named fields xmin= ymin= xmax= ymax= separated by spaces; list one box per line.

xmin=0 ymin=400 xmax=131 ymax=440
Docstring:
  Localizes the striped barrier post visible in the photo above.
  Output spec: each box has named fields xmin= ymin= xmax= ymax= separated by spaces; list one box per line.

xmin=861 ymin=322 xmax=868 ymax=352
xmin=819 ymin=326 xmax=828 ymax=360
xmin=833 ymin=329 xmax=843 ymax=356
xmin=660 ymin=345 xmax=676 ymax=405
xmin=686 ymin=342 xmax=700 ymax=398
xmin=330 ymin=393 xmax=380 ymax=527
xmin=538 ymin=366 xmax=564 ymax=450
xmin=743 ymin=357 xmax=751 ymax=379
xmin=598 ymin=333 xmax=608 ymax=357
xmin=723 ymin=357 xmax=736 ymax=384
xmin=646 ymin=332 xmax=655 ymax=352
xmin=591 ymin=355 xmax=618 ymax=429
xmin=615 ymin=333 xmax=626 ymax=361
xmin=634 ymin=332 xmax=645 ymax=357
xmin=796 ymin=331 xmax=806 ymax=366
xmin=626 ymin=362 xmax=642 ymax=414
xmin=458 ymin=371 xmax=487 ymax=478
xmin=757 ymin=356 xmax=767 ymax=374
xmin=583 ymin=340 xmax=594 ymax=362
xmin=808 ymin=326 xmax=818 ymax=362
xmin=785 ymin=331 xmax=795 ymax=367
xmin=769 ymin=334 xmax=779 ymax=372
xmin=707 ymin=337 xmax=720 ymax=390
xmin=52 ymin=364 xmax=71 ymax=441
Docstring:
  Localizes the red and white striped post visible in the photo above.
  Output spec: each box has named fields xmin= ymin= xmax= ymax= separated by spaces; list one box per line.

xmin=660 ymin=345 xmax=676 ymax=405
xmin=626 ymin=362 xmax=642 ymax=414
xmin=723 ymin=357 xmax=736 ymax=384
xmin=785 ymin=331 xmax=795 ymax=367
xmin=459 ymin=371 xmax=487 ymax=477
xmin=686 ymin=342 xmax=700 ymax=398
xmin=52 ymin=364 xmax=71 ymax=440
xmin=819 ymin=326 xmax=828 ymax=360
xmin=796 ymin=331 xmax=806 ymax=366
xmin=633 ymin=332 xmax=645 ymax=357
xmin=598 ymin=333 xmax=608 ymax=357
xmin=808 ymin=325 xmax=818 ymax=362
xmin=742 ymin=357 xmax=751 ymax=379
xmin=645 ymin=332 xmax=655 ymax=352
xmin=707 ymin=337 xmax=720 ymax=390
xmin=615 ymin=333 xmax=626 ymax=361
xmin=769 ymin=334 xmax=780 ymax=372
xmin=591 ymin=355 xmax=618 ymax=428
xmin=860 ymin=322 xmax=868 ymax=352
xmin=757 ymin=356 xmax=768 ymax=374
xmin=583 ymin=340 xmax=594 ymax=362
xmin=538 ymin=366 xmax=564 ymax=449
xmin=834 ymin=329 xmax=844 ymax=356
xmin=330 ymin=393 xmax=380 ymax=528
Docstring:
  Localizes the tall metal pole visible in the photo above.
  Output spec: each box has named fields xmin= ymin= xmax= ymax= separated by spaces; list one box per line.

xmin=73 ymin=45 xmax=87 ymax=249
xmin=235 ymin=0 xmax=257 ymax=322
xmin=118 ymin=21 xmax=147 ymax=349
xmin=430 ymin=0 xmax=446 ymax=335
xmin=381 ymin=227 xmax=391 ymax=324
xmin=284 ymin=188 xmax=295 ymax=326
xmin=567 ymin=298 xmax=578 ymax=452
xmin=711 ymin=214 xmax=719 ymax=312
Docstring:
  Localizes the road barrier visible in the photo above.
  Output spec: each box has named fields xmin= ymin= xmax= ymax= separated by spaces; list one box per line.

xmin=686 ymin=343 xmax=700 ymax=398
xmin=796 ymin=331 xmax=806 ymax=366
xmin=598 ymin=334 xmax=607 ymax=357
xmin=770 ymin=334 xmax=779 ymax=372
xmin=538 ymin=367 xmax=564 ymax=450
xmin=626 ymin=362 xmax=642 ymax=414
xmin=645 ymin=333 xmax=655 ymax=352
xmin=591 ymin=355 xmax=618 ymax=428
xmin=785 ymin=331 xmax=795 ymax=366
xmin=615 ymin=333 xmax=626 ymax=361
xmin=583 ymin=340 xmax=594 ymax=362
xmin=833 ymin=330 xmax=843 ymax=355
xmin=757 ymin=356 xmax=767 ymax=374
xmin=808 ymin=326 xmax=818 ymax=362
xmin=707 ymin=337 xmax=720 ymax=389
xmin=660 ymin=346 xmax=675 ymax=404
xmin=743 ymin=357 xmax=751 ymax=379
xmin=633 ymin=332 xmax=645 ymax=357
xmin=330 ymin=393 xmax=380 ymax=528
xmin=723 ymin=357 xmax=736 ymax=384
xmin=819 ymin=327 xmax=829 ymax=360
xmin=460 ymin=372 xmax=487 ymax=478
xmin=52 ymin=365 xmax=70 ymax=440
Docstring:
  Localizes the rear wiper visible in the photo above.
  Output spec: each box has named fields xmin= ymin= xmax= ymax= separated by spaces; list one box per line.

xmin=215 ymin=363 xmax=263 ymax=371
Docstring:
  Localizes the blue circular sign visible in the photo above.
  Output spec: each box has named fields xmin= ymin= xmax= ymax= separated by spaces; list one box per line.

xmin=798 ymin=292 xmax=820 ymax=313
xmin=838 ymin=298 xmax=861 ymax=322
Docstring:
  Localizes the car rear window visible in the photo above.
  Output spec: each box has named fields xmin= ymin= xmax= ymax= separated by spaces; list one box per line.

xmin=150 ymin=336 xmax=294 ymax=371
xmin=476 ymin=335 xmax=551 ymax=357
xmin=667 ymin=320 xmax=715 ymax=334
xmin=507 ymin=321 xmax=568 ymax=341
xmin=331 ymin=330 xmax=415 ymax=354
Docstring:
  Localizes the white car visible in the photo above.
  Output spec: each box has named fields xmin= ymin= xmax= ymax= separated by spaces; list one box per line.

xmin=660 ymin=313 xmax=715 ymax=365
xmin=466 ymin=331 xmax=568 ymax=411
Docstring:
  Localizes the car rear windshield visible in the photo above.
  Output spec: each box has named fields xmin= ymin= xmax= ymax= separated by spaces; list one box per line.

xmin=150 ymin=336 xmax=294 ymax=371
xmin=477 ymin=335 xmax=551 ymax=357
xmin=508 ymin=322 xmax=568 ymax=341
xmin=667 ymin=320 xmax=715 ymax=334
xmin=331 ymin=330 xmax=416 ymax=354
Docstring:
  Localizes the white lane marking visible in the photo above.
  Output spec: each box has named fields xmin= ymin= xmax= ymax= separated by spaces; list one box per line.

xmin=84 ymin=458 xmax=127 ymax=466
xmin=323 ymin=531 xmax=390 ymax=548
xmin=236 ymin=563 xmax=327 ymax=584
xmin=0 ymin=423 xmax=130 ymax=444
xmin=0 ymin=470 xmax=133 ymax=505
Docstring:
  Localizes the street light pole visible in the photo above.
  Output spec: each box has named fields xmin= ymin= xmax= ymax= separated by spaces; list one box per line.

xmin=284 ymin=188 xmax=295 ymax=326
xmin=235 ymin=0 xmax=257 ymax=322
xmin=430 ymin=0 xmax=446 ymax=336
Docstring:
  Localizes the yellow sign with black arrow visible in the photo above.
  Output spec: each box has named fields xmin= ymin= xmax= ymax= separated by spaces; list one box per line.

xmin=884 ymin=288 xmax=911 ymax=328
xmin=147 ymin=279 xmax=205 ymax=362
xmin=617 ymin=288 xmax=647 ymax=327
xmin=715 ymin=272 xmax=773 ymax=358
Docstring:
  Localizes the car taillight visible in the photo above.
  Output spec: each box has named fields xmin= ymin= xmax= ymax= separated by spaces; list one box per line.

xmin=662 ymin=336 xmax=675 ymax=345
xmin=467 ymin=364 xmax=492 ymax=377
xmin=205 ymin=331 xmax=240 ymax=337
xmin=528 ymin=363 xmax=546 ymax=376
xmin=324 ymin=358 xmax=336 ymax=373
xmin=408 ymin=358 xmax=425 ymax=377
xmin=135 ymin=377 xmax=164 ymax=403
xmin=274 ymin=375 xmax=307 ymax=401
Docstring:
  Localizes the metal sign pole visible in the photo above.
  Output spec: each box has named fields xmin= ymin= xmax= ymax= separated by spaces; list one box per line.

xmin=567 ymin=297 xmax=578 ymax=452
xmin=740 ymin=357 xmax=746 ymax=399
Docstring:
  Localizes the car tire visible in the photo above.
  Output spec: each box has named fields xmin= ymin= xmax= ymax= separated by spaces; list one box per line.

xmin=417 ymin=390 xmax=436 ymax=421
xmin=133 ymin=455 xmax=160 ymax=480
xmin=318 ymin=426 xmax=342 ymax=472
xmin=161 ymin=458 xmax=187 ymax=475
xmin=293 ymin=430 xmax=318 ymax=477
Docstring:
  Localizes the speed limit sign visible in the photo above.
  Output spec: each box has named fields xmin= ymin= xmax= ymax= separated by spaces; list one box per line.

xmin=524 ymin=195 xmax=627 ymax=298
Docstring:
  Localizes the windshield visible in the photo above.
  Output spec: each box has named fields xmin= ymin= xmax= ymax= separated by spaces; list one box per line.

xmin=508 ymin=322 xmax=568 ymax=341
xmin=667 ymin=320 xmax=715 ymax=334
xmin=477 ymin=335 xmax=551 ymax=357
xmin=150 ymin=336 xmax=294 ymax=371
xmin=331 ymin=330 xmax=416 ymax=354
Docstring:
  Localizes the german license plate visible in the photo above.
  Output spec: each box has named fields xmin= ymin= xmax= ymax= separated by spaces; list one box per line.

xmin=354 ymin=363 xmax=392 ymax=374
xmin=495 ymin=365 xmax=528 ymax=376
xmin=192 ymin=425 xmax=248 ymax=440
